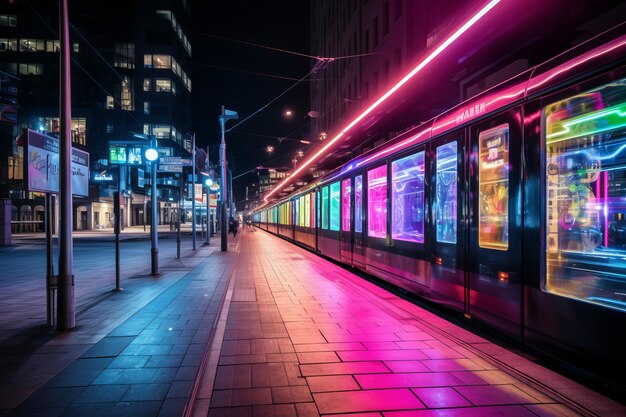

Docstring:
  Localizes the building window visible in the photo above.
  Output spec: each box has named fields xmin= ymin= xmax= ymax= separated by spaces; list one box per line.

xmin=144 ymin=101 xmax=150 ymax=115
xmin=144 ymin=54 xmax=152 ymax=68
xmin=73 ymin=42 xmax=79 ymax=53
xmin=119 ymin=76 xmax=133 ymax=111
xmin=152 ymin=55 xmax=171 ymax=69
xmin=155 ymin=78 xmax=172 ymax=93
xmin=0 ymin=38 xmax=17 ymax=52
xmin=0 ymin=62 xmax=17 ymax=74
xmin=71 ymin=118 xmax=86 ymax=145
xmin=114 ymin=42 xmax=135 ymax=69
xmin=143 ymin=78 xmax=151 ymax=92
xmin=19 ymin=39 xmax=45 ymax=52
xmin=106 ymin=95 xmax=114 ymax=110
xmin=106 ymin=120 xmax=114 ymax=134
xmin=46 ymin=40 xmax=60 ymax=52
xmin=0 ymin=15 xmax=17 ymax=27
xmin=18 ymin=63 xmax=43 ymax=75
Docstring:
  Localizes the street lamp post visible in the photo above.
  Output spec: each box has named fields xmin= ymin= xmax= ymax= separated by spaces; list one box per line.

xmin=205 ymin=178 xmax=212 ymax=245
xmin=145 ymin=141 xmax=159 ymax=276
xmin=218 ymin=106 xmax=238 ymax=252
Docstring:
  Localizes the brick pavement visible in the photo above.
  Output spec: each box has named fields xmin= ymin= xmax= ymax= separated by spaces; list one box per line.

xmin=196 ymin=228 xmax=626 ymax=417
xmin=1 ymin=235 xmax=237 ymax=417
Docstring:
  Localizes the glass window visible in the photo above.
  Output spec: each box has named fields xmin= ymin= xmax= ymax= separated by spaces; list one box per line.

xmin=155 ymin=79 xmax=172 ymax=92
xmin=143 ymin=78 xmax=151 ymax=91
xmin=368 ymin=165 xmax=387 ymax=238
xmin=106 ymin=96 xmax=114 ymax=110
xmin=144 ymin=54 xmax=152 ymax=68
xmin=436 ymin=141 xmax=457 ymax=244
xmin=544 ymin=78 xmax=626 ymax=312
xmin=342 ymin=178 xmax=351 ymax=231
xmin=305 ymin=194 xmax=311 ymax=227
xmin=479 ymin=124 xmax=509 ymax=250
xmin=152 ymin=54 xmax=171 ymax=69
xmin=392 ymin=151 xmax=425 ymax=243
xmin=46 ymin=40 xmax=59 ymax=52
xmin=330 ymin=182 xmax=340 ymax=231
xmin=310 ymin=192 xmax=315 ymax=227
xmin=0 ymin=15 xmax=17 ymax=27
xmin=321 ymin=186 xmax=329 ymax=229
xmin=355 ymin=175 xmax=363 ymax=233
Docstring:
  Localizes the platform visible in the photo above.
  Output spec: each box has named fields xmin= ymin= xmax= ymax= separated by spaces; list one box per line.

xmin=191 ymin=227 xmax=625 ymax=417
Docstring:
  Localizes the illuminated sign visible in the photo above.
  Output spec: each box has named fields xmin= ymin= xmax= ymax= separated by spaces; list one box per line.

xmin=109 ymin=145 xmax=127 ymax=164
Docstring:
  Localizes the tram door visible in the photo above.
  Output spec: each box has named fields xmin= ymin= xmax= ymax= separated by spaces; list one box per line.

xmin=427 ymin=132 xmax=468 ymax=313
xmin=352 ymin=174 xmax=366 ymax=268
xmin=467 ymin=110 xmax=522 ymax=339
xmin=340 ymin=178 xmax=353 ymax=264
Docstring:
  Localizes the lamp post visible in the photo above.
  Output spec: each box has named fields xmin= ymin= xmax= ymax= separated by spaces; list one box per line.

xmin=145 ymin=141 xmax=159 ymax=276
xmin=218 ymin=106 xmax=238 ymax=252
xmin=205 ymin=178 xmax=212 ymax=245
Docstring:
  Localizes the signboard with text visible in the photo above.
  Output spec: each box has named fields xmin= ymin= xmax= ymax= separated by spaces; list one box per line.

xmin=24 ymin=129 xmax=89 ymax=196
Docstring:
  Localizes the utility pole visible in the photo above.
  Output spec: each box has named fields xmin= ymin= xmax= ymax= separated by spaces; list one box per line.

xmin=191 ymin=133 xmax=196 ymax=250
xmin=218 ymin=106 xmax=237 ymax=252
xmin=57 ymin=0 xmax=75 ymax=330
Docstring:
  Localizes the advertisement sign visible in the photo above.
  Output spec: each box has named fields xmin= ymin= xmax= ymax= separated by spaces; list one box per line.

xmin=109 ymin=145 xmax=127 ymax=164
xmin=137 ymin=168 xmax=145 ymax=188
xmin=93 ymin=169 xmax=115 ymax=182
xmin=25 ymin=129 xmax=89 ymax=196
xmin=194 ymin=184 xmax=203 ymax=203
xmin=210 ymin=193 xmax=217 ymax=208
xmin=127 ymin=146 xmax=143 ymax=165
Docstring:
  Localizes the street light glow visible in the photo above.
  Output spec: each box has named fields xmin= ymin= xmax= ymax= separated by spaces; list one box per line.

xmin=205 ymin=178 xmax=213 ymax=187
xmin=145 ymin=148 xmax=159 ymax=161
xmin=263 ymin=0 xmax=503 ymax=203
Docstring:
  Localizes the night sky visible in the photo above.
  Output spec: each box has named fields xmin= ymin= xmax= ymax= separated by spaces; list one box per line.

xmin=191 ymin=1 xmax=312 ymax=205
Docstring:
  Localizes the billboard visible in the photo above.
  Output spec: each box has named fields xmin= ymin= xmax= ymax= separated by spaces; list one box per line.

xmin=24 ymin=129 xmax=89 ymax=196
xmin=109 ymin=144 xmax=145 ymax=165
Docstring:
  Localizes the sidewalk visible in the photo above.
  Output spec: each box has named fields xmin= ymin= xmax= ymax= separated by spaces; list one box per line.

xmin=189 ymin=228 xmax=625 ymax=417
xmin=0 ymin=234 xmax=238 ymax=417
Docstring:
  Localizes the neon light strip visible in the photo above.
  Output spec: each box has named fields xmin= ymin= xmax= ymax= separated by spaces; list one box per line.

xmin=547 ymin=103 xmax=626 ymax=142
xmin=264 ymin=0 xmax=503 ymax=202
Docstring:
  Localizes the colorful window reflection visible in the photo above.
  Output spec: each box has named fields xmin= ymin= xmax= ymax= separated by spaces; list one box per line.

xmin=392 ymin=151 xmax=425 ymax=243
xmin=368 ymin=165 xmax=388 ymax=238
xmin=330 ymin=182 xmax=340 ymax=231
xmin=436 ymin=142 xmax=457 ymax=244
xmin=304 ymin=194 xmax=310 ymax=227
xmin=479 ymin=125 xmax=509 ymax=250
xmin=321 ymin=186 xmax=329 ymax=230
xmin=342 ymin=178 xmax=351 ymax=231
xmin=310 ymin=192 xmax=315 ymax=227
xmin=355 ymin=175 xmax=363 ymax=233
xmin=544 ymin=78 xmax=626 ymax=312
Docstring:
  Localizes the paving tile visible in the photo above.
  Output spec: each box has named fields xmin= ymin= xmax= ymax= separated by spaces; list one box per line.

xmin=313 ymin=389 xmax=423 ymax=414
xmin=422 ymin=359 xmax=485 ymax=372
xmin=306 ymin=375 xmax=360 ymax=392
xmin=383 ymin=405 xmax=540 ymax=416
xmin=210 ymin=388 xmax=272 ymax=407
xmin=338 ymin=350 xmax=429 ymax=362
xmin=62 ymin=403 xmax=114 ymax=417
xmin=121 ymin=383 xmax=170 ymax=401
xmin=411 ymin=387 xmax=472 ymax=408
xmin=271 ymin=385 xmax=313 ymax=403
xmin=383 ymin=361 xmax=430 ymax=373
xmin=74 ymin=384 xmax=129 ymax=403
xmin=296 ymin=351 xmax=340 ymax=364
xmin=299 ymin=361 xmax=390 ymax=376
xmin=355 ymin=372 xmax=463 ymax=389
xmin=158 ymin=398 xmax=187 ymax=417
xmin=293 ymin=342 xmax=366 ymax=352
xmin=107 ymin=355 xmax=150 ymax=369
xmin=82 ymin=337 xmax=135 ymax=358
xmin=455 ymin=384 xmax=543 ymax=406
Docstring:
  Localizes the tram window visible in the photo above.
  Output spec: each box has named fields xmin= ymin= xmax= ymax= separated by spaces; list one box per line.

xmin=391 ymin=151 xmax=425 ymax=243
xmin=330 ymin=182 xmax=340 ymax=231
xmin=305 ymin=194 xmax=311 ymax=227
xmin=435 ymin=142 xmax=457 ymax=244
xmin=321 ymin=186 xmax=329 ymax=230
xmin=355 ymin=175 xmax=363 ymax=233
xmin=342 ymin=178 xmax=351 ymax=231
xmin=544 ymin=78 xmax=626 ymax=312
xmin=479 ymin=125 xmax=509 ymax=250
xmin=310 ymin=192 xmax=316 ymax=227
xmin=368 ymin=165 xmax=388 ymax=238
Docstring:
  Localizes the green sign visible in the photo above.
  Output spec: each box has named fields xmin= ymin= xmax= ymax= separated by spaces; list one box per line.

xmin=109 ymin=145 xmax=127 ymax=164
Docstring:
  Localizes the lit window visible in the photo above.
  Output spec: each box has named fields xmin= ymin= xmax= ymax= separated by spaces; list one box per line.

xmin=321 ymin=186 xmax=329 ymax=229
xmin=0 ymin=15 xmax=17 ymax=27
xmin=155 ymin=78 xmax=172 ymax=92
xmin=544 ymin=78 xmax=626 ymax=312
xmin=330 ymin=182 xmax=340 ymax=231
xmin=73 ymin=42 xmax=79 ymax=53
xmin=152 ymin=54 xmax=171 ymax=69
xmin=478 ymin=125 xmax=509 ymax=250
xmin=144 ymin=54 xmax=152 ymax=68
xmin=392 ymin=151 xmax=425 ymax=243
xmin=106 ymin=96 xmax=114 ymax=110
xmin=46 ymin=40 xmax=59 ymax=52
xmin=355 ymin=175 xmax=363 ymax=233
xmin=0 ymin=38 xmax=17 ymax=52
xmin=71 ymin=118 xmax=86 ymax=145
xmin=435 ymin=142 xmax=457 ymax=244
xmin=143 ymin=78 xmax=151 ymax=91
xmin=368 ymin=165 xmax=387 ymax=238
xmin=18 ymin=63 xmax=43 ymax=75
xmin=341 ymin=178 xmax=351 ymax=231
xmin=144 ymin=101 xmax=150 ymax=115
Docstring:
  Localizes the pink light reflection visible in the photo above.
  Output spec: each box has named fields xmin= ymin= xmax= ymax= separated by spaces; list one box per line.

xmin=264 ymin=0 xmax=503 ymax=203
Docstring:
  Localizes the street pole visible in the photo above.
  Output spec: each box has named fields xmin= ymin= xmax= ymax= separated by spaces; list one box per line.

xmin=218 ymin=106 xmax=237 ymax=252
xmin=57 ymin=0 xmax=74 ymax=330
xmin=205 ymin=182 xmax=210 ymax=245
xmin=229 ymin=168 xmax=234 ymax=218
xmin=191 ymin=133 xmax=196 ymax=250
xmin=113 ymin=170 xmax=122 ymax=291
xmin=150 ymin=136 xmax=159 ymax=276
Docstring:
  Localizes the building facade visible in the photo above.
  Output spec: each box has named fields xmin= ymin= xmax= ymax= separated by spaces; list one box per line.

xmin=0 ymin=0 xmax=193 ymax=233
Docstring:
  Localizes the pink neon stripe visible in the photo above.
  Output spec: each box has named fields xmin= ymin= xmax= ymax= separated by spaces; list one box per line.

xmin=264 ymin=0 xmax=503 ymax=202
xmin=604 ymin=171 xmax=609 ymax=247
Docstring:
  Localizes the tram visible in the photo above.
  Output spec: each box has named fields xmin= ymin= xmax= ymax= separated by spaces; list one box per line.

xmin=254 ymin=23 xmax=626 ymax=391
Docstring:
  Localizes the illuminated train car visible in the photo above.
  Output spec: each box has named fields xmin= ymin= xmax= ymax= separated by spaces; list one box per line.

xmin=256 ymin=25 xmax=626 ymax=389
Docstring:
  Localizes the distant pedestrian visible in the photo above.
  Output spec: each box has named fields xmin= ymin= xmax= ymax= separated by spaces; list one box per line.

xmin=228 ymin=217 xmax=239 ymax=237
